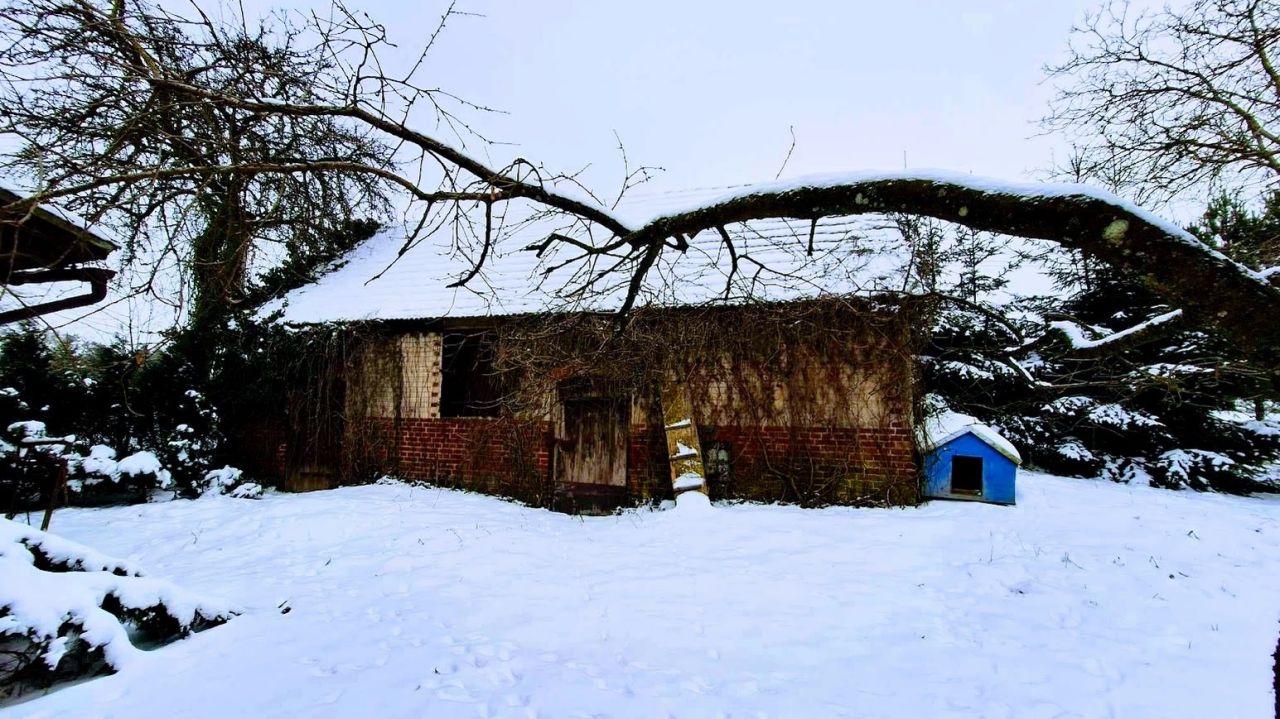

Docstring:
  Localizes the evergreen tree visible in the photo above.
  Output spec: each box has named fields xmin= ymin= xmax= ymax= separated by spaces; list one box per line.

xmin=925 ymin=198 xmax=1280 ymax=493
xmin=1191 ymin=191 xmax=1280 ymax=271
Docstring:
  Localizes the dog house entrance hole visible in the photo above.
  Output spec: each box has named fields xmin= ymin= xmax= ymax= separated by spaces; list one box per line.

xmin=951 ymin=455 xmax=983 ymax=496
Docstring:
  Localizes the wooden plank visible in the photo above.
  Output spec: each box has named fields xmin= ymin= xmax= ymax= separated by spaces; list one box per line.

xmin=552 ymin=481 xmax=628 ymax=515
xmin=286 ymin=465 xmax=335 ymax=493
xmin=555 ymin=395 xmax=627 ymax=489
xmin=659 ymin=375 xmax=707 ymax=495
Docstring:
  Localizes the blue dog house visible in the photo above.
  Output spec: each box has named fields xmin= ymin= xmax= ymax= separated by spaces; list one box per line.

xmin=921 ymin=412 xmax=1021 ymax=505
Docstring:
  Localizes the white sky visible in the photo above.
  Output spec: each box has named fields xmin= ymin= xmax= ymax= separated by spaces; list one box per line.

xmin=19 ymin=0 xmax=1171 ymax=343
xmin=373 ymin=0 xmax=1102 ymax=191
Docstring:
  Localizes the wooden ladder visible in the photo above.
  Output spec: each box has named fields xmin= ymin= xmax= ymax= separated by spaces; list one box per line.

xmin=659 ymin=374 xmax=707 ymax=496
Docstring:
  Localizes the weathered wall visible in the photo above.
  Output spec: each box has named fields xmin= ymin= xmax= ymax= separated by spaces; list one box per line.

xmin=229 ymin=421 xmax=287 ymax=482
xmin=335 ymin=332 xmax=552 ymax=505
xmin=400 ymin=333 xmax=443 ymax=418
xmin=348 ymin=332 xmax=442 ymax=420
xmin=626 ymin=329 xmax=918 ymax=505
xmin=308 ymin=311 xmax=920 ymax=508
xmin=627 ymin=423 xmax=916 ymax=505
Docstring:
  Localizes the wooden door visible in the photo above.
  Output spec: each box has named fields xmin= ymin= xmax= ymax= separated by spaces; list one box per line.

xmin=284 ymin=373 xmax=345 ymax=492
xmin=554 ymin=395 xmax=628 ymax=513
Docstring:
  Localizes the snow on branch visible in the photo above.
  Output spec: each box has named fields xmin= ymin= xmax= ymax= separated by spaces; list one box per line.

xmin=1047 ymin=309 xmax=1184 ymax=356
xmin=573 ymin=171 xmax=1280 ymax=374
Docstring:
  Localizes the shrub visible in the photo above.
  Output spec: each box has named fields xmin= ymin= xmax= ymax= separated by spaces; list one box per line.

xmin=0 ymin=518 xmax=237 ymax=699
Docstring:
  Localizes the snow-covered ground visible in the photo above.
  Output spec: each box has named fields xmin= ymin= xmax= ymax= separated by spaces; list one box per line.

xmin=6 ymin=472 xmax=1280 ymax=718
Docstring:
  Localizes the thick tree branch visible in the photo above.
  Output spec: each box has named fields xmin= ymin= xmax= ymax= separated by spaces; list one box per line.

xmin=610 ymin=175 xmax=1280 ymax=372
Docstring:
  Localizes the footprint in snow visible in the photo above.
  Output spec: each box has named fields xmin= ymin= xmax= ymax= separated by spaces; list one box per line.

xmin=489 ymin=666 xmax=521 ymax=688
xmin=434 ymin=680 xmax=476 ymax=703
xmin=565 ymin=660 xmax=601 ymax=678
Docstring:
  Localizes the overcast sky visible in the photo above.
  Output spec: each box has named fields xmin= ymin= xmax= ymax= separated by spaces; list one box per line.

xmin=33 ymin=0 xmax=1164 ymax=341
xmin=334 ymin=0 xmax=1109 ymax=192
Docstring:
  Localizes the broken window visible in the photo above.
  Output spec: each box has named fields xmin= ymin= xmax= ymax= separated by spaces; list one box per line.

xmin=950 ymin=455 xmax=983 ymax=495
xmin=440 ymin=332 xmax=502 ymax=418
xmin=704 ymin=441 xmax=731 ymax=484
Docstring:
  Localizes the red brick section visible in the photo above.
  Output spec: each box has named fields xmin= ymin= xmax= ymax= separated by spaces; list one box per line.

xmin=293 ymin=416 xmax=918 ymax=510
xmin=363 ymin=417 xmax=555 ymax=507
xmin=629 ymin=422 xmax=919 ymax=506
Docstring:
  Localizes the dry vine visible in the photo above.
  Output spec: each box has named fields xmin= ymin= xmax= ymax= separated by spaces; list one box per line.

xmin=491 ymin=296 xmax=927 ymax=507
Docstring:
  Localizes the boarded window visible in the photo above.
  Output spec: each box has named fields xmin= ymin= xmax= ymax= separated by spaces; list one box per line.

xmin=950 ymin=455 xmax=983 ymax=495
xmin=440 ymin=332 xmax=502 ymax=418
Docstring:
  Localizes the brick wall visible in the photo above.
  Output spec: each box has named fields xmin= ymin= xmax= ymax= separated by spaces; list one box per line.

xmin=356 ymin=417 xmax=555 ymax=507
xmin=323 ymin=413 xmax=918 ymax=509
xmin=629 ymin=421 xmax=918 ymax=506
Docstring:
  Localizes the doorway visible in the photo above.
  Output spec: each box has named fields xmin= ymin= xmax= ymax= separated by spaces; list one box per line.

xmin=553 ymin=384 xmax=628 ymax=513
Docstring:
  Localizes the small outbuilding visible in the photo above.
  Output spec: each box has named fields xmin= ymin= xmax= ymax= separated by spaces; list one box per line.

xmin=921 ymin=411 xmax=1021 ymax=505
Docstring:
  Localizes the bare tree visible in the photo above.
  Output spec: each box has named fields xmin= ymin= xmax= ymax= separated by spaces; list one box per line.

xmin=1043 ymin=0 xmax=1280 ymax=204
xmin=2 ymin=0 xmax=1279 ymax=381
xmin=0 ymin=0 xmax=621 ymax=327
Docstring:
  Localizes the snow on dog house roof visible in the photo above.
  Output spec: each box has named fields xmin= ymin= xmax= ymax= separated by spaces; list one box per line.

xmin=921 ymin=410 xmax=1023 ymax=465
xmin=264 ymin=181 xmax=921 ymax=325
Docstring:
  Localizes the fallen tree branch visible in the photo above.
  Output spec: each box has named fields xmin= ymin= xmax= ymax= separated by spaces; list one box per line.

xmin=605 ymin=172 xmax=1280 ymax=373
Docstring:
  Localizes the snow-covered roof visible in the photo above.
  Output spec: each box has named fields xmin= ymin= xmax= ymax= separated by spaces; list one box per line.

xmin=0 ymin=179 xmax=118 ymax=254
xmin=267 ymin=166 xmax=1232 ymax=326
xmin=921 ymin=410 xmax=1023 ymax=465
xmin=263 ymin=181 xmax=918 ymax=324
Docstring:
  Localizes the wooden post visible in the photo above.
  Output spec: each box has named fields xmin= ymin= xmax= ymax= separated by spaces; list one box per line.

xmin=659 ymin=374 xmax=707 ymax=496
xmin=20 ymin=437 xmax=73 ymax=532
xmin=40 ymin=458 xmax=68 ymax=532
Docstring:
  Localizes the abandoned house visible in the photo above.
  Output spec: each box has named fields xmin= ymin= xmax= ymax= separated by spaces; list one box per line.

xmin=255 ymin=189 xmax=926 ymax=512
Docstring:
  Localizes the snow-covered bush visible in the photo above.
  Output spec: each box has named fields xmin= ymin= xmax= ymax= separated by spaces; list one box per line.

xmin=0 ymin=416 xmax=77 ymax=514
xmin=0 ymin=324 xmax=253 ymax=509
xmin=156 ymin=390 xmax=223 ymax=499
xmin=201 ymin=466 xmax=262 ymax=499
xmin=1150 ymin=449 xmax=1239 ymax=491
xmin=63 ymin=447 xmax=173 ymax=506
xmin=1049 ymin=438 xmax=1104 ymax=477
xmin=228 ymin=482 xmax=264 ymax=499
xmin=0 ymin=519 xmax=237 ymax=698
